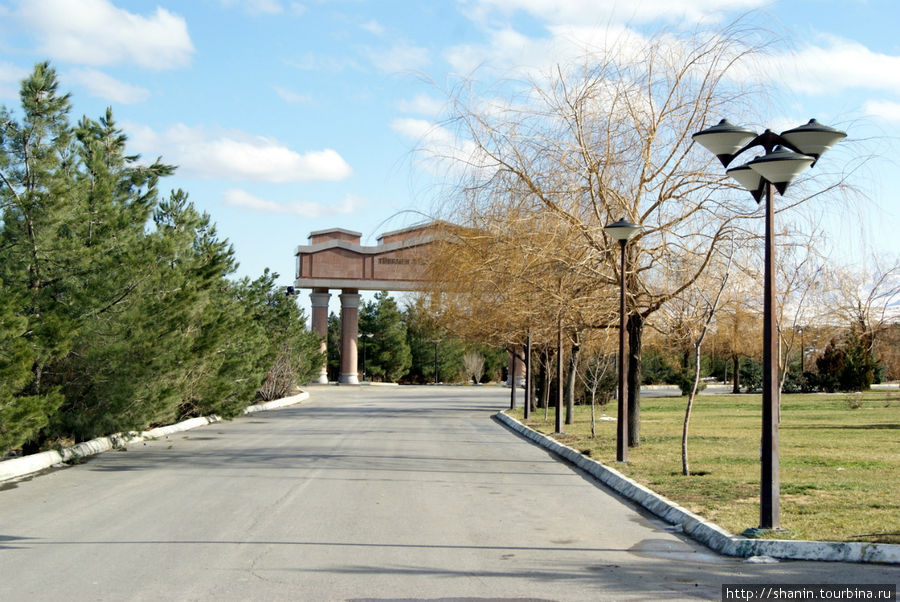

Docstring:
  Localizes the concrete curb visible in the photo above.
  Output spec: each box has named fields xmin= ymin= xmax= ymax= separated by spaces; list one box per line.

xmin=495 ymin=412 xmax=900 ymax=565
xmin=0 ymin=392 xmax=309 ymax=484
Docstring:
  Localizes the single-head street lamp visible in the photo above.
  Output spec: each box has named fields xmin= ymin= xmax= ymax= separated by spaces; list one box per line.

xmin=693 ymin=118 xmax=845 ymax=530
xmin=604 ymin=217 xmax=642 ymax=463
xmin=431 ymin=338 xmax=441 ymax=384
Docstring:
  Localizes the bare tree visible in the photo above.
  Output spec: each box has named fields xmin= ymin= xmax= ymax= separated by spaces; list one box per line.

xmin=462 ymin=351 xmax=485 ymax=384
xmin=432 ymin=22 xmax=773 ymax=446
xmin=575 ymin=331 xmax=617 ymax=438
xmin=677 ymin=244 xmax=734 ymax=476
xmin=821 ymin=257 xmax=900 ymax=385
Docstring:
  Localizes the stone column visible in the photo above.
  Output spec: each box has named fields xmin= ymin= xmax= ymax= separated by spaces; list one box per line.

xmin=309 ymin=289 xmax=330 ymax=384
xmin=339 ymin=290 xmax=360 ymax=385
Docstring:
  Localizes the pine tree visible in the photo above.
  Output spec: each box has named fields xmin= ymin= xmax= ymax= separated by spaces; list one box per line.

xmin=360 ymin=291 xmax=412 ymax=382
xmin=0 ymin=62 xmax=75 ymax=448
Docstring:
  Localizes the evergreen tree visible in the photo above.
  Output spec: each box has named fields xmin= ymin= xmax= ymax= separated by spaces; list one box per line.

xmin=359 ymin=291 xmax=411 ymax=382
xmin=0 ymin=62 xmax=80 ymax=446
xmin=0 ymin=62 xmax=323 ymax=454
xmin=327 ymin=313 xmax=341 ymax=381
xmin=0 ymin=280 xmax=51 ymax=453
xmin=403 ymin=296 xmax=465 ymax=383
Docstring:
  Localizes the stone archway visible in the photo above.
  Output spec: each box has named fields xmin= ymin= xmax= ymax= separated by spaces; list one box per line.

xmin=294 ymin=222 xmax=439 ymax=384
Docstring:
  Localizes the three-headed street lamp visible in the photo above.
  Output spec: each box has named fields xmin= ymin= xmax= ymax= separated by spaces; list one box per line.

xmin=604 ymin=217 xmax=642 ymax=463
xmin=692 ymin=118 xmax=846 ymax=530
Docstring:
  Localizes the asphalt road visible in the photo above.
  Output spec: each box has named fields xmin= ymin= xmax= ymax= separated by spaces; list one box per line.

xmin=1 ymin=385 xmax=896 ymax=601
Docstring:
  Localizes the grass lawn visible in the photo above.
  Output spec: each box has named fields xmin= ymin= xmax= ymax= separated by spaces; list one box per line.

xmin=508 ymin=390 xmax=899 ymax=544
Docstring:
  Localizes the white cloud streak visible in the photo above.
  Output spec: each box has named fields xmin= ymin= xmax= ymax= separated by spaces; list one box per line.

xmin=67 ymin=68 xmax=150 ymax=104
xmin=224 ymin=189 xmax=361 ymax=217
xmin=273 ymin=86 xmax=312 ymax=103
xmin=758 ymin=37 xmax=900 ymax=96
xmin=460 ymin=0 xmax=766 ymax=27
xmin=18 ymin=0 xmax=193 ymax=70
xmin=217 ymin=0 xmax=285 ymax=15
xmin=397 ymin=94 xmax=446 ymax=116
xmin=390 ymin=118 xmax=485 ymax=176
xmin=361 ymin=19 xmax=385 ymax=36
xmin=864 ymin=100 xmax=900 ymax=124
xmin=0 ymin=61 xmax=29 ymax=99
xmin=127 ymin=123 xmax=353 ymax=183
xmin=367 ymin=43 xmax=431 ymax=73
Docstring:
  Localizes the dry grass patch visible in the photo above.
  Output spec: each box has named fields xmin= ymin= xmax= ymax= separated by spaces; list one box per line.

xmin=510 ymin=391 xmax=899 ymax=544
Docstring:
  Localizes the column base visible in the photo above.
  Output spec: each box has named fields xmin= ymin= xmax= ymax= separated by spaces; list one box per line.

xmin=316 ymin=374 xmax=329 ymax=384
xmin=339 ymin=373 xmax=359 ymax=385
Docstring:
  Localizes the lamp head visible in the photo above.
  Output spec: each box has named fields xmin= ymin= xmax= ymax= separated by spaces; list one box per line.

xmin=780 ymin=119 xmax=846 ymax=164
xmin=692 ymin=119 xmax=757 ymax=167
xmin=725 ymin=162 xmax=765 ymax=203
xmin=604 ymin=218 xmax=642 ymax=242
xmin=746 ymin=146 xmax=815 ymax=195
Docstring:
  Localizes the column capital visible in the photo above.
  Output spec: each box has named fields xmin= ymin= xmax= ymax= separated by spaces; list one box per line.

xmin=339 ymin=291 xmax=360 ymax=308
xmin=310 ymin=290 xmax=331 ymax=307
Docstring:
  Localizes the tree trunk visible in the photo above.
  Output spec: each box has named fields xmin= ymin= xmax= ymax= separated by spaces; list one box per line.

xmin=682 ymin=340 xmax=703 ymax=476
xmin=732 ymin=353 xmax=740 ymax=393
xmin=626 ymin=313 xmax=644 ymax=447
xmin=537 ymin=349 xmax=548 ymax=409
xmin=564 ymin=336 xmax=580 ymax=425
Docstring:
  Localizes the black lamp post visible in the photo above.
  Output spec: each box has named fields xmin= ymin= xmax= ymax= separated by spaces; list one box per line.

xmin=361 ymin=333 xmax=373 ymax=381
xmin=693 ymin=118 xmax=845 ymax=530
xmin=604 ymin=217 xmax=642 ymax=463
xmin=431 ymin=338 xmax=441 ymax=384
xmin=524 ymin=334 xmax=532 ymax=420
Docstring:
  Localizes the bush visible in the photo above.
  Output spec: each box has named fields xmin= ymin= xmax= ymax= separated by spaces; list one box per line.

xmin=672 ymin=370 xmax=707 ymax=396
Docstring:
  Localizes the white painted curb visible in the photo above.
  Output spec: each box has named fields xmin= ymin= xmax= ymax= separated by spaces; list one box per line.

xmin=496 ymin=412 xmax=900 ymax=565
xmin=0 ymin=392 xmax=309 ymax=484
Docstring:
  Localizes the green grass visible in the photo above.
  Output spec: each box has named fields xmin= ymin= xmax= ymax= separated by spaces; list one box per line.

xmin=509 ymin=391 xmax=899 ymax=544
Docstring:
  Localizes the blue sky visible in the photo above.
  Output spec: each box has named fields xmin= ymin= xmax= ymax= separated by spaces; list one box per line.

xmin=1 ymin=0 xmax=898 ymax=294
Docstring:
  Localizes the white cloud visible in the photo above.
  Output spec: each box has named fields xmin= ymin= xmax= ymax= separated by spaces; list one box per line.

xmin=217 ymin=0 xmax=284 ymax=14
xmin=67 ymin=68 xmax=150 ymax=104
xmin=392 ymin=118 xmax=456 ymax=147
xmin=367 ymin=43 xmax=430 ymax=73
xmin=0 ymin=62 xmax=29 ymax=99
xmin=390 ymin=118 xmax=485 ymax=176
xmin=445 ymin=23 xmax=648 ymax=80
xmin=18 ymin=0 xmax=193 ymax=70
xmin=397 ymin=94 xmax=445 ymax=117
xmin=361 ymin=19 xmax=385 ymax=36
xmin=285 ymin=53 xmax=361 ymax=72
xmin=273 ymin=86 xmax=312 ymax=103
xmin=864 ymin=100 xmax=900 ymax=124
xmin=460 ymin=0 xmax=766 ymax=28
xmin=127 ymin=123 xmax=353 ymax=183
xmin=224 ymin=189 xmax=361 ymax=217
xmin=734 ymin=36 xmax=900 ymax=96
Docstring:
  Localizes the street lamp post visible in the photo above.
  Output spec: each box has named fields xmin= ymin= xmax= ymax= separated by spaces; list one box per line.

xmin=432 ymin=338 xmax=441 ymax=384
xmin=361 ymin=333 xmax=373 ymax=381
xmin=524 ymin=335 xmax=532 ymax=420
xmin=693 ymin=118 xmax=845 ymax=530
xmin=604 ymin=218 xmax=642 ymax=463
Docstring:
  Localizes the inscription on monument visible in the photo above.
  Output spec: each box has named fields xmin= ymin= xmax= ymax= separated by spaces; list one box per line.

xmin=377 ymin=257 xmax=427 ymax=265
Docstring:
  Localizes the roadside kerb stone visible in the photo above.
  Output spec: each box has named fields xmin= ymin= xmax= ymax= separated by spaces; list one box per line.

xmin=496 ymin=411 xmax=900 ymax=565
xmin=0 ymin=392 xmax=309 ymax=484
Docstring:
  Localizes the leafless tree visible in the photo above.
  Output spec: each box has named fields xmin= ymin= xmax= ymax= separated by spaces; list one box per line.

xmin=462 ymin=351 xmax=485 ymax=384
xmin=431 ymin=22 xmax=775 ymax=445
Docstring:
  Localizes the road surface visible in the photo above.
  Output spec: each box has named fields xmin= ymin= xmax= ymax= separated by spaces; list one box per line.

xmin=1 ymin=385 xmax=896 ymax=600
